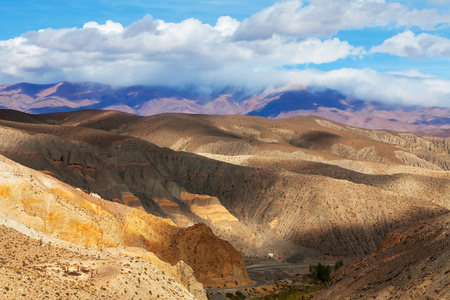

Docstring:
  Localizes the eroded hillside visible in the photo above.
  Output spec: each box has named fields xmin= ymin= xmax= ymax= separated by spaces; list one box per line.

xmin=0 ymin=110 xmax=448 ymax=262
xmin=0 ymin=153 xmax=251 ymax=293
xmin=311 ymin=212 xmax=450 ymax=299
xmin=0 ymin=224 xmax=198 ymax=300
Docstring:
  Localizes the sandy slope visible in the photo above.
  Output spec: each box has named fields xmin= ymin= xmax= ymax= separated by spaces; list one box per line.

xmin=0 ymin=223 xmax=197 ymax=300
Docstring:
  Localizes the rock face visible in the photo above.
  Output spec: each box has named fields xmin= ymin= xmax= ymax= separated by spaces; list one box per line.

xmin=0 ymin=109 xmax=448 ymax=263
xmin=0 ymin=153 xmax=251 ymax=292
xmin=311 ymin=212 xmax=450 ymax=300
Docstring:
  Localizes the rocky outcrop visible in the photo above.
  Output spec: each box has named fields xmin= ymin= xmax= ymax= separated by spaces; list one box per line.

xmin=167 ymin=223 xmax=250 ymax=288
xmin=0 ymin=153 xmax=251 ymax=292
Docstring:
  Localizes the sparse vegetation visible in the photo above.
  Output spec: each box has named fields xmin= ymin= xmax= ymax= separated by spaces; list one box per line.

xmin=334 ymin=260 xmax=343 ymax=271
xmin=252 ymin=282 xmax=325 ymax=300
xmin=309 ymin=261 xmax=344 ymax=283
xmin=309 ymin=263 xmax=332 ymax=282
xmin=234 ymin=291 xmax=246 ymax=299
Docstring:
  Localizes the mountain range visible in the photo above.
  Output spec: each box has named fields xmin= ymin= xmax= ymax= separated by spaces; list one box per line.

xmin=0 ymin=80 xmax=449 ymax=299
xmin=1 ymin=81 xmax=449 ymax=138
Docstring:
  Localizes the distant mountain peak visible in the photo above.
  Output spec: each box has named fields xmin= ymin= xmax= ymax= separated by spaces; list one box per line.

xmin=0 ymin=81 xmax=449 ymax=138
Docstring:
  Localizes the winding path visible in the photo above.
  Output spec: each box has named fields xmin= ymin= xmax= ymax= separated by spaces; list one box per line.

xmin=206 ymin=261 xmax=308 ymax=292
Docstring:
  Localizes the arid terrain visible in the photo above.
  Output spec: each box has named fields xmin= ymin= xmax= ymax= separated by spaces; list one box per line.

xmin=0 ymin=223 xmax=198 ymax=300
xmin=0 ymin=152 xmax=251 ymax=299
xmin=0 ymin=108 xmax=448 ymax=299
xmin=312 ymin=212 xmax=450 ymax=299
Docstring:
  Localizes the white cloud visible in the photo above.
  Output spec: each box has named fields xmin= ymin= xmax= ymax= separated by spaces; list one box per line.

xmin=234 ymin=0 xmax=450 ymax=41
xmin=214 ymin=16 xmax=240 ymax=37
xmin=83 ymin=20 xmax=124 ymax=34
xmin=388 ymin=69 xmax=438 ymax=78
xmin=123 ymin=15 xmax=158 ymax=38
xmin=0 ymin=15 xmax=361 ymax=86
xmin=0 ymin=1 xmax=449 ymax=108
xmin=371 ymin=31 xmax=450 ymax=58
xmin=281 ymin=68 xmax=450 ymax=107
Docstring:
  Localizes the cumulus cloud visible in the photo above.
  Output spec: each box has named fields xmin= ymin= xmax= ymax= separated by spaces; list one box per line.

xmin=0 ymin=15 xmax=362 ymax=86
xmin=83 ymin=20 xmax=124 ymax=34
xmin=234 ymin=0 xmax=450 ymax=41
xmin=371 ymin=31 xmax=450 ymax=58
xmin=0 ymin=0 xmax=449 ymax=108
xmin=123 ymin=15 xmax=158 ymax=38
xmin=214 ymin=16 xmax=240 ymax=36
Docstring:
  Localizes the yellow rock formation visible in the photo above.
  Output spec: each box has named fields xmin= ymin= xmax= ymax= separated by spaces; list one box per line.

xmin=0 ymin=154 xmax=251 ymax=297
xmin=181 ymin=191 xmax=239 ymax=223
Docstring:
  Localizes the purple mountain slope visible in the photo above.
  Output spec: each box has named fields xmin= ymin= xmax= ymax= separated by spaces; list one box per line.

xmin=0 ymin=81 xmax=449 ymax=138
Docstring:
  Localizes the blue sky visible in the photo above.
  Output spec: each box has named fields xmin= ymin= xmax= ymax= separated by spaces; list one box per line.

xmin=1 ymin=0 xmax=450 ymax=107
xmin=0 ymin=0 xmax=278 ymax=40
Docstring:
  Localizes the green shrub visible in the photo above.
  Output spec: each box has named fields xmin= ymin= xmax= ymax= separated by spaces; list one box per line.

xmin=334 ymin=260 xmax=343 ymax=271
xmin=309 ymin=263 xmax=332 ymax=282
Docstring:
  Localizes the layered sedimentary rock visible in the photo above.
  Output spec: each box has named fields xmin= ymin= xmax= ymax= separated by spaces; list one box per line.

xmin=0 ymin=110 xmax=448 ymax=261
xmin=0 ymin=153 xmax=251 ymax=292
